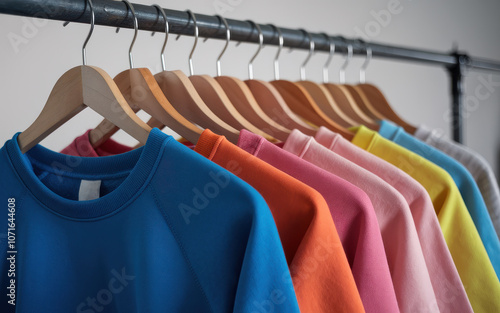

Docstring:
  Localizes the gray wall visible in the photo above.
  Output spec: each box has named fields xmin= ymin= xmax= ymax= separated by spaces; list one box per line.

xmin=1 ymin=0 xmax=499 ymax=175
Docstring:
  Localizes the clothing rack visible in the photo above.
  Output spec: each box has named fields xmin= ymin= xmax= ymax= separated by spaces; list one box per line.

xmin=2 ymin=0 xmax=500 ymax=143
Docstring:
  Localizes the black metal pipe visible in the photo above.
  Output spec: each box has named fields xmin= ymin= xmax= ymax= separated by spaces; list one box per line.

xmin=448 ymin=53 xmax=467 ymax=143
xmin=2 ymin=0 xmax=500 ymax=71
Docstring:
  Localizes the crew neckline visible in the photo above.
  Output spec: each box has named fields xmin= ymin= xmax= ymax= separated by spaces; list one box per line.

xmin=315 ymin=126 xmax=341 ymax=150
xmin=6 ymin=128 xmax=170 ymax=219
xmin=378 ymin=120 xmax=404 ymax=142
xmin=282 ymin=129 xmax=314 ymax=159
xmin=350 ymin=126 xmax=378 ymax=151
xmin=194 ymin=129 xmax=225 ymax=160
xmin=237 ymin=130 xmax=265 ymax=156
xmin=413 ymin=125 xmax=433 ymax=142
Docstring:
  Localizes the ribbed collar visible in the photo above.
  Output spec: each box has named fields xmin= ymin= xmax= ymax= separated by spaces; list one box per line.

xmin=350 ymin=126 xmax=378 ymax=151
xmin=194 ymin=129 xmax=225 ymax=160
xmin=378 ymin=120 xmax=404 ymax=141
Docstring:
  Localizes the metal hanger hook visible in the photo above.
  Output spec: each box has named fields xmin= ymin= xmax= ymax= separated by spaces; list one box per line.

xmin=321 ymin=33 xmax=335 ymax=83
xmin=339 ymin=37 xmax=352 ymax=84
xmin=152 ymin=4 xmax=169 ymax=71
xmin=63 ymin=0 xmax=95 ymax=65
xmin=117 ymin=0 xmax=138 ymax=69
xmin=358 ymin=39 xmax=372 ymax=83
xmin=215 ymin=15 xmax=230 ymax=77
xmin=82 ymin=0 xmax=95 ymax=66
xmin=269 ymin=24 xmax=283 ymax=80
xmin=299 ymin=29 xmax=314 ymax=81
xmin=247 ymin=20 xmax=263 ymax=80
xmin=186 ymin=10 xmax=198 ymax=76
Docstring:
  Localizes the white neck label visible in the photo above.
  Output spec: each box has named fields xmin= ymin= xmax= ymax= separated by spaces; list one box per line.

xmin=78 ymin=180 xmax=101 ymax=201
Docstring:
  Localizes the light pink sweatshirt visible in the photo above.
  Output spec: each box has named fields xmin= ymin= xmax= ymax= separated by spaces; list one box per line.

xmin=315 ymin=126 xmax=472 ymax=313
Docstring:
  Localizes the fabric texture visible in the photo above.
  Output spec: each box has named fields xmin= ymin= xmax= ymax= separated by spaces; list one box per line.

xmin=379 ymin=120 xmax=500 ymax=279
xmin=0 ymin=128 xmax=300 ymax=313
xmin=315 ymin=126 xmax=472 ymax=313
xmin=283 ymin=129 xmax=439 ymax=313
xmin=351 ymin=125 xmax=500 ymax=313
xmin=194 ymin=129 xmax=365 ymax=313
xmin=238 ymin=129 xmax=399 ymax=313
xmin=415 ymin=125 xmax=500 ymax=239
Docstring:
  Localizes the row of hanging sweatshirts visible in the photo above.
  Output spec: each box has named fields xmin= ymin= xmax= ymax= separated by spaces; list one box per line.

xmin=1 ymin=1 xmax=500 ymax=312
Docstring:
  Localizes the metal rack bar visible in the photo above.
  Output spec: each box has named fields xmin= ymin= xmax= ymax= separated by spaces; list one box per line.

xmin=2 ymin=0 xmax=500 ymax=142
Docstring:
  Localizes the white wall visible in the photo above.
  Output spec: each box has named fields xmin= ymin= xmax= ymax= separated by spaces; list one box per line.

xmin=1 ymin=0 xmax=499 ymax=176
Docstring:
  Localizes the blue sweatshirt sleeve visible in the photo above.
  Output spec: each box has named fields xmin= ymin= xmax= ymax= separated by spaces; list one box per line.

xmin=149 ymin=143 xmax=300 ymax=313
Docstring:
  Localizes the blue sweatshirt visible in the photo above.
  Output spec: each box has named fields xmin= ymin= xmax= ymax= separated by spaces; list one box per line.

xmin=0 ymin=128 xmax=299 ymax=313
xmin=378 ymin=120 xmax=500 ymax=280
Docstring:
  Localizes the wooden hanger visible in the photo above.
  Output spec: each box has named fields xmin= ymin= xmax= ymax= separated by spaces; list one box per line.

xmin=297 ymin=33 xmax=358 ymax=128
xmin=19 ymin=66 xmax=151 ymax=154
xmin=352 ymin=42 xmax=417 ymax=133
xmin=18 ymin=1 xmax=150 ymax=153
xmin=342 ymin=42 xmax=385 ymax=122
xmin=338 ymin=40 xmax=379 ymax=127
xmin=355 ymin=84 xmax=417 ymax=133
xmin=246 ymin=80 xmax=316 ymax=135
xmin=189 ymin=15 xmax=276 ymax=140
xmin=156 ymin=71 xmax=240 ymax=143
xmin=212 ymin=21 xmax=293 ymax=142
xmin=244 ymin=23 xmax=315 ymax=136
xmin=272 ymin=81 xmax=353 ymax=140
xmin=217 ymin=75 xmax=291 ymax=141
xmin=342 ymin=85 xmax=384 ymax=121
xmin=322 ymin=83 xmax=373 ymax=126
xmin=298 ymin=82 xmax=355 ymax=128
xmin=271 ymin=29 xmax=354 ymax=140
xmin=115 ymin=68 xmax=202 ymax=143
xmin=90 ymin=4 xmax=202 ymax=147
xmin=323 ymin=40 xmax=378 ymax=129
xmin=191 ymin=75 xmax=270 ymax=135
xmin=154 ymin=10 xmax=240 ymax=144
xmin=212 ymin=26 xmax=295 ymax=142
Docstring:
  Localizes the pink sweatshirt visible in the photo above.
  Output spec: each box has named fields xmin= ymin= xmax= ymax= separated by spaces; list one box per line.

xmin=283 ymin=130 xmax=439 ymax=313
xmin=315 ymin=127 xmax=472 ymax=313
xmin=238 ymin=130 xmax=399 ymax=313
